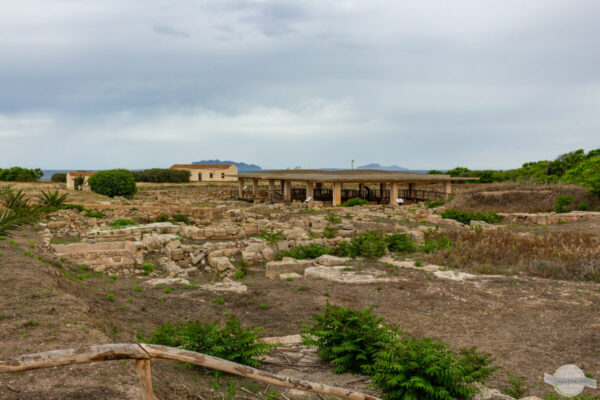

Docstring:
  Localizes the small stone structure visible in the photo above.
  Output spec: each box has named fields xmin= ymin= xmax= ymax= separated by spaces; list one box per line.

xmin=66 ymin=171 xmax=95 ymax=191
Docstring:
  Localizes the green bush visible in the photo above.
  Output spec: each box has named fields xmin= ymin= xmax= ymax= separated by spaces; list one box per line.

xmin=424 ymin=198 xmax=445 ymax=208
xmin=420 ymin=233 xmax=454 ymax=253
xmin=325 ymin=213 xmax=342 ymax=224
xmin=0 ymin=167 xmax=43 ymax=182
xmin=278 ymin=243 xmax=330 ymax=260
xmin=387 ymin=233 xmax=416 ymax=253
xmin=345 ymin=231 xmax=389 ymax=258
xmin=132 ymin=168 xmax=190 ymax=183
xmin=88 ymin=169 xmax=137 ymax=198
xmin=564 ymin=156 xmax=600 ymax=194
xmin=366 ymin=335 xmax=496 ymax=400
xmin=112 ymin=219 xmax=137 ymax=229
xmin=142 ymin=263 xmax=154 ymax=275
xmin=172 ymin=213 xmax=191 ymax=224
xmin=61 ymin=204 xmax=85 ymax=212
xmin=302 ymin=304 xmax=388 ymax=374
xmin=259 ymin=230 xmax=284 ymax=243
xmin=342 ymin=197 xmax=368 ymax=207
xmin=441 ymin=209 xmax=502 ymax=225
xmin=51 ymin=173 xmax=67 ymax=183
xmin=146 ymin=316 xmax=271 ymax=368
xmin=305 ymin=305 xmax=497 ymax=400
xmin=577 ymin=201 xmax=589 ymax=211
xmin=83 ymin=209 xmax=105 ymax=218
xmin=555 ymin=195 xmax=574 ymax=213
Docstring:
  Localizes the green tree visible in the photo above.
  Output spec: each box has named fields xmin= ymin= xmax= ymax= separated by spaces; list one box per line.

xmin=88 ymin=169 xmax=137 ymax=198
xmin=564 ymin=156 xmax=600 ymax=194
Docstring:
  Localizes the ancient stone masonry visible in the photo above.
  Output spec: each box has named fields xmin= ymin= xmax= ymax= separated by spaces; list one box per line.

xmin=52 ymin=241 xmax=143 ymax=273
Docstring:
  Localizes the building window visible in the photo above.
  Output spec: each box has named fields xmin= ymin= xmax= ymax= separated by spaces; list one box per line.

xmin=209 ymin=173 xmax=213 ymax=179
xmin=221 ymin=172 xmax=225 ymax=179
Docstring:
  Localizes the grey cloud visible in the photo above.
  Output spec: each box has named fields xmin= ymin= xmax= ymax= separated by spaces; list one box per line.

xmin=152 ymin=24 xmax=190 ymax=37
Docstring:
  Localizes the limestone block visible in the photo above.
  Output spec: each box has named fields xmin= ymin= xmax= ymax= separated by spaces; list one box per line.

xmin=283 ymin=228 xmax=308 ymax=241
xmin=265 ymin=257 xmax=313 ymax=279
xmin=314 ymin=254 xmax=350 ymax=267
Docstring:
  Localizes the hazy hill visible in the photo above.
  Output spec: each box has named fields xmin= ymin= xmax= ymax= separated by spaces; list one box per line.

xmin=357 ymin=163 xmax=408 ymax=171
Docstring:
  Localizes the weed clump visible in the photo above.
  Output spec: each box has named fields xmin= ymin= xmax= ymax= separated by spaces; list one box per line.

xmin=441 ymin=209 xmax=502 ymax=225
xmin=112 ymin=219 xmax=137 ymax=229
xmin=146 ymin=316 xmax=272 ymax=368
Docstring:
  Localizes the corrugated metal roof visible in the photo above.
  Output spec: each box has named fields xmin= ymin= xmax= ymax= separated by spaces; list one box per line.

xmin=239 ymin=169 xmax=476 ymax=183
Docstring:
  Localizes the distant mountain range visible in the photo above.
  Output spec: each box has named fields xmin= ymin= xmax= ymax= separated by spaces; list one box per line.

xmin=192 ymin=160 xmax=262 ymax=172
xmin=357 ymin=163 xmax=409 ymax=171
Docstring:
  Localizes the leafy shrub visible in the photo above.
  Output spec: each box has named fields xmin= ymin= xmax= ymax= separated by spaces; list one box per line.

xmin=555 ymin=195 xmax=574 ymax=213
xmin=142 ymin=263 xmax=154 ymax=275
xmin=37 ymin=190 xmax=69 ymax=209
xmin=146 ymin=316 xmax=271 ymax=368
xmin=73 ymin=175 xmax=85 ymax=190
xmin=302 ymin=304 xmax=388 ymax=374
xmin=564 ymin=156 xmax=600 ymax=194
xmin=172 ymin=213 xmax=191 ymax=224
xmin=278 ymin=243 xmax=329 ymax=260
xmin=441 ymin=209 xmax=502 ymax=225
xmin=88 ymin=169 xmax=137 ymax=198
xmin=321 ymin=225 xmax=339 ymax=239
xmin=366 ymin=335 xmax=495 ymax=400
xmin=305 ymin=305 xmax=497 ymax=400
xmin=112 ymin=219 xmax=137 ymax=229
xmin=325 ymin=213 xmax=342 ymax=224
xmin=387 ymin=233 xmax=416 ymax=253
xmin=61 ymin=204 xmax=85 ymax=212
xmin=346 ymin=231 xmax=389 ymax=258
xmin=132 ymin=168 xmax=190 ymax=183
xmin=154 ymin=215 xmax=170 ymax=222
xmin=51 ymin=173 xmax=67 ymax=183
xmin=342 ymin=197 xmax=368 ymax=207
xmin=419 ymin=233 xmax=454 ymax=253
xmin=0 ymin=167 xmax=43 ymax=182
xmin=83 ymin=209 xmax=105 ymax=218
xmin=259 ymin=230 xmax=284 ymax=243
xmin=424 ymin=198 xmax=445 ymax=208
xmin=577 ymin=201 xmax=589 ymax=211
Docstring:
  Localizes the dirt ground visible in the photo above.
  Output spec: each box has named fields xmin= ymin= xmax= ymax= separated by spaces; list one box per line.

xmin=1 ymin=182 xmax=599 ymax=399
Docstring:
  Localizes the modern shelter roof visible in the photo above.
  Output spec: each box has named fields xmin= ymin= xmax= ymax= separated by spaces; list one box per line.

xmin=239 ymin=169 xmax=476 ymax=183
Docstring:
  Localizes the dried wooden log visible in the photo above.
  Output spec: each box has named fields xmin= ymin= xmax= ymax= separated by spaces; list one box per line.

xmin=0 ymin=344 xmax=381 ymax=400
xmin=140 ymin=344 xmax=379 ymax=400
xmin=135 ymin=359 xmax=154 ymax=400
xmin=0 ymin=344 xmax=149 ymax=373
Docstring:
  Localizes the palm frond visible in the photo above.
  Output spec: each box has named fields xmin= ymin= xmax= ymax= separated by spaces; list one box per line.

xmin=0 ymin=206 xmax=43 ymax=235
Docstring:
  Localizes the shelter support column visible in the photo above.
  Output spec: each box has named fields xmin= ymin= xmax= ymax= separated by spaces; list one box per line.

xmin=268 ymin=179 xmax=275 ymax=199
xmin=283 ymin=180 xmax=292 ymax=202
xmin=408 ymin=182 xmax=416 ymax=198
xmin=306 ymin=181 xmax=314 ymax=200
xmin=332 ymin=182 xmax=342 ymax=206
xmin=252 ymin=179 xmax=259 ymax=195
xmin=238 ymin=178 xmax=244 ymax=198
xmin=443 ymin=181 xmax=452 ymax=198
xmin=389 ymin=182 xmax=399 ymax=206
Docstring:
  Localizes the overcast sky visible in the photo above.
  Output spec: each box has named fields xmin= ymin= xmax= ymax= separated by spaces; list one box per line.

xmin=1 ymin=0 xmax=599 ymax=170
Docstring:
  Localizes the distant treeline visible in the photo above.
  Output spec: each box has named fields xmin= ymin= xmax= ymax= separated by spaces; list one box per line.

xmin=431 ymin=148 xmax=600 ymax=194
xmin=131 ymin=168 xmax=190 ymax=183
xmin=0 ymin=167 xmax=44 ymax=182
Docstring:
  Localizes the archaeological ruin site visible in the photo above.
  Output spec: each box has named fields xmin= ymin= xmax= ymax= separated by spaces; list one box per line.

xmin=0 ymin=168 xmax=598 ymax=400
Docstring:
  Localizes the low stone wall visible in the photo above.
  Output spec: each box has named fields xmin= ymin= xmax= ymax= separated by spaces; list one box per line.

xmin=52 ymin=241 xmax=143 ymax=271
xmin=83 ymin=222 xmax=181 ymax=241
xmin=499 ymin=211 xmax=600 ymax=225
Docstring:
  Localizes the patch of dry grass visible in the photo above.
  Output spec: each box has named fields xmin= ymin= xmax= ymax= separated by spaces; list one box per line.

xmin=423 ymin=229 xmax=600 ymax=281
xmin=447 ymin=183 xmax=600 ymax=213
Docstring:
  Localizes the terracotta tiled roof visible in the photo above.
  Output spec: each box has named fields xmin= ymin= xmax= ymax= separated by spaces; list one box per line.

xmin=67 ymin=171 xmax=96 ymax=176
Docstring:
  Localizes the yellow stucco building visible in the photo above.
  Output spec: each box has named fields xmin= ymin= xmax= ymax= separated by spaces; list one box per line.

xmin=170 ymin=164 xmax=238 ymax=182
